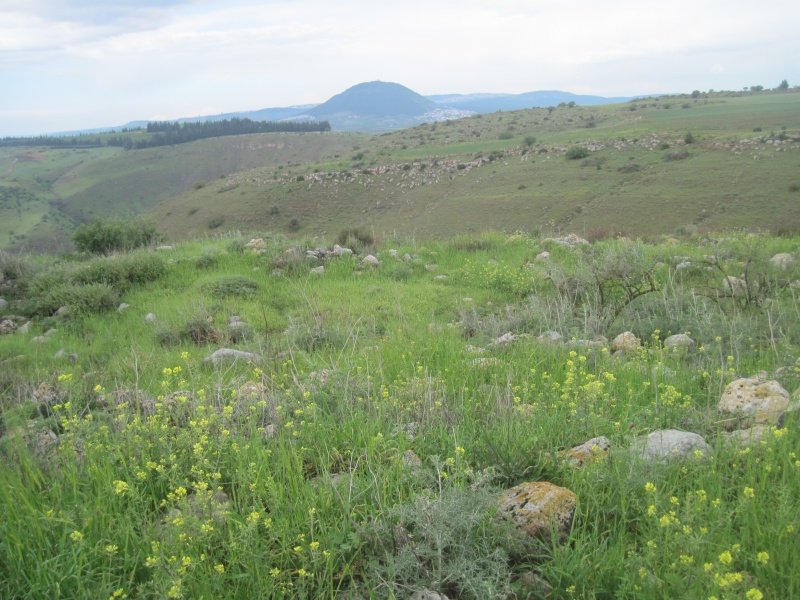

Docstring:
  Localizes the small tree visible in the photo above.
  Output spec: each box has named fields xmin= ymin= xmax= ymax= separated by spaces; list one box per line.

xmin=778 ymin=79 xmax=789 ymax=91
xmin=566 ymin=145 xmax=590 ymax=160
xmin=72 ymin=216 xmax=164 ymax=254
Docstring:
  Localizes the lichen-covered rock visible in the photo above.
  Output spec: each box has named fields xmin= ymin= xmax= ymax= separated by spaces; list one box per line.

xmin=565 ymin=436 xmax=611 ymax=466
xmin=611 ymin=331 xmax=640 ymax=353
xmin=663 ymin=333 xmax=695 ymax=353
xmin=497 ymin=482 xmax=577 ymax=540
xmin=718 ymin=377 xmax=793 ymax=425
xmin=633 ymin=429 xmax=712 ymax=462
xmin=361 ymin=254 xmax=379 ymax=267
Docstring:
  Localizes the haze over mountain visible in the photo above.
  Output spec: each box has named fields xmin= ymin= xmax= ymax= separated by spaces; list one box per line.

xmin=38 ymin=81 xmax=637 ymax=137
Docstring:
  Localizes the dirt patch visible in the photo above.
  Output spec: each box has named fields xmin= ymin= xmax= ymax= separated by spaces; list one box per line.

xmin=16 ymin=153 xmax=46 ymax=162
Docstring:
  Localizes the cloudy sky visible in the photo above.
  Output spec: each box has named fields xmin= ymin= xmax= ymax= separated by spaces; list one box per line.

xmin=1 ymin=0 xmax=798 ymax=136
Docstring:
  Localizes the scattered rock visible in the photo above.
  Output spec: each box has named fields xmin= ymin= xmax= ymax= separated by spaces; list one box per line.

xmin=663 ymin=333 xmax=695 ymax=353
xmin=472 ymin=357 xmax=502 ymax=367
xmin=425 ymin=264 xmax=438 ymax=270
xmin=117 ymin=303 xmax=131 ymax=312
xmin=497 ymin=481 xmax=577 ymax=541
xmin=31 ymin=336 xmax=49 ymax=344
xmin=718 ymin=377 xmax=794 ymax=426
xmin=310 ymin=266 xmax=325 ymax=275
xmin=494 ymin=332 xmax=516 ymax=347
xmin=770 ymin=253 xmax=795 ymax=269
xmin=361 ymin=254 xmax=379 ymax=267
xmin=332 ymin=244 xmax=353 ymax=257
xmin=434 ymin=275 xmax=448 ymax=280
xmin=388 ymin=249 xmax=398 ymax=257
xmin=536 ymin=251 xmax=551 ymax=260
xmin=675 ymin=261 xmax=692 ymax=271
xmin=155 ymin=245 xmax=174 ymax=251
xmin=537 ymin=331 xmax=562 ymax=343
xmin=402 ymin=450 xmax=422 ymax=469
xmin=17 ymin=321 xmax=30 ymax=333
xmin=565 ymin=436 xmax=611 ymax=466
xmin=719 ymin=425 xmax=771 ymax=447
xmin=410 ymin=591 xmax=449 ymax=600
xmin=55 ymin=306 xmax=70 ymax=317
xmin=204 ymin=348 xmax=260 ymax=366
xmin=633 ymin=429 xmax=712 ymax=462
xmin=402 ymin=253 xmax=412 ymax=262
xmin=145 ymin=313 xmax=157 ymax=323
xmin=44 ymin=328 xmax=57 ymax=337
xmin=0 ymin=298 xmax=8 ymax=310
xmin=611 ymin=331 xmax=640 ymax=353
xmin=722 ymin=276 xmax=748 ymax=297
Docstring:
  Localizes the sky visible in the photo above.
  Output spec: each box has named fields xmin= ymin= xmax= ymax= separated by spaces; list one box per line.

xmin=1 ymin=0 xmax=798 ymax=137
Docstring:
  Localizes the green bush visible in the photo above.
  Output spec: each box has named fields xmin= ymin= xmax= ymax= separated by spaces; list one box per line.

xmin=72 ymin=253 xmax=166 ymax=291
xmin=72 ymin=217 xmax=164 ymax=254
xmin=335 ymin=227 xmax=376 ymax=250
xmin=565 ymin=145 xmax=590 ymax=160
xmin=30 ymin=283 xmax=118 ymax=316
xmin=202 ymin=276 xmax=259 ymax=298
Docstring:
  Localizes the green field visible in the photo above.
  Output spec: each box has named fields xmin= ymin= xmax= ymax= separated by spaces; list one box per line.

xmin=1 ymin=228 xmax=799 ymax=598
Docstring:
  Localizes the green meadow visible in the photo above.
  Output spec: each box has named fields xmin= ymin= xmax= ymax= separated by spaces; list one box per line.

xmin=1 ymin=228 xmax=799 ymax=598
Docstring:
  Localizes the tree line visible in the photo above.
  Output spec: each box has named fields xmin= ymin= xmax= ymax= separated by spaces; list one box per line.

xmin=0 ymin=119 xmax=331 ymax=149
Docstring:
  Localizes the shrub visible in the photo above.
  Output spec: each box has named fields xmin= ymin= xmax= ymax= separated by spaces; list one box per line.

xmin=206 ymin=215 xmax=225 ymax=230
xmin=498 ymin=130 xmax=514 ymax=140
xmin=287 ymin=218 xmax=301 ymax=233
xmin=202 ymin=276 xmax=259 ymax=298
xmin=72 ymin=217 xmax=165 ymax=254
xmin=72 ymin=252 xmax=166 ymax=291
xmin=617 ymin=162 xmax=640 ymax=173
xmin=565 ymin=145 xmax=590 ymax=160
xmin=335 ymin=227 xmax=375 ymax=250
xmin=31 ymin=283 xmax=118 ymax=316
xmin=158 ymin=315 xmax=223 ymax=347
xmin=664 ymin=150 xmax=690 ymax=161
xmin=684 ymin=131 xmax=695 ymax=144
xmin=522 ymin=135 xmax=537 ymax=147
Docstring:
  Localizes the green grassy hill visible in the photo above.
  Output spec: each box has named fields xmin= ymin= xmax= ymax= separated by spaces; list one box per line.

xmin=3 ymin=91 xmax=799 ymax=252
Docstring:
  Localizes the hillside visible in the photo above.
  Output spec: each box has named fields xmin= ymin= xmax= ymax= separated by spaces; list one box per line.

xmin=2 ymin=90 xmax=799 ymax=252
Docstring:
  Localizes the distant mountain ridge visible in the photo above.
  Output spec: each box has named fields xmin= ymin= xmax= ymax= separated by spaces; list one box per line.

xmin=44 ymin=81 xmax=637 ymax=136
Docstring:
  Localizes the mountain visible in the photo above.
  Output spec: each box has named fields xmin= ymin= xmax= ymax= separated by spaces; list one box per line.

xmin=307 ymin=81 xmax=437 ymax=118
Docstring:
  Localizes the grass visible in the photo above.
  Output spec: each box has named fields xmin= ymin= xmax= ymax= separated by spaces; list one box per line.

xmin=1 ymin=229 xmax=799 ymax=598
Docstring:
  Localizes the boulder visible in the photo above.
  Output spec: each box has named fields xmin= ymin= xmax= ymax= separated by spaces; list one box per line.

xmin=536 ymin=251 xmax=551 ymax=260
xmin=361 ymin=254 xmax=380 ymax=267
xmin=204 ymin=348 xmax=260 ymax=366
xmin=332 ymin=244 xmax=353 ymax=256
xmin=611 ymin=331 xmax=640 ymax=354
xmin=310 ymin=266 xmax=325 ymax=275
xmin=719 ymin=425 xmax=771 ymax=447
xmin=633 ymin=429 xmax=712 ymax=462
xmin=663 ymin=334 xmax=695 ymax=353
xmin=145 ymin=313 xmax=157 ymax=323
xmin=537 ymin=331 xmax=562 ymax=343
xmin=117 ymin=303 xmax=131 ymax=312
xmin=497 ymin=481 xmax=577 ymax=541
xmin=494 ymin=332 xmax=516 ymax=347
xmin=722 ymin=276 xmax=748 ymax=297
xmin=770 ymin=253 xmax=795 ymax=269
xmin=718 ymin=377 xmax=794 ymax=425
xmin=565 ymin=436 xmax=611 ymax=466
xmin=0 ymin=298 xmax=8 ymax=310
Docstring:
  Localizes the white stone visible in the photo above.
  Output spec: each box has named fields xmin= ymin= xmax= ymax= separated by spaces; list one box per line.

xmin=633 ymin=429 xmax=712 ymax=462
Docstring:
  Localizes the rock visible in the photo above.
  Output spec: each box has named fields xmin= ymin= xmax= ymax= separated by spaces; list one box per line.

xmin=494 ymin=332 xmax=516 ymax=347
xmin=718 ymin=377 xmax=794 ymax=426
xmin=536 ymin=251 xmax=551 ymax=260
xmin=388 ymin=249 xmax=398 ymax=257
xmin=675 ymin=261 xmax=692 ymax=271
xmin=31 ymin=336 xmax=49 ymax=344
xmin=360 ymin=254 xmax=379 ymax=267
xmin=55 ymin=306 xmax=70 ymax=317
xmin=54 ymin=349 xmax=66 ymax=359
xmin=0 ymin=298 xmax=8 ymax=310
xmin=310 ymin=266 xmax=325 ymax=275
xmin=271 ymin=268 xmax=283 ymax=277
xmin=472 ymin=357 xmax=502 ymax=367
xmin=186 ymin=490 xmax=231 ymax=524
xmin=633 ymin=429 xmax=712 ymax=462
xmin=537 ymin=331 xmax=562 ymax=343
xmin=332 ymin=244 xmax=353 ymax=256
xmin=204 ymin=348 xmax=260 ymax=366
xmin=565 ymin=337 xmax=608 ymax=350
xmin=517 ymin=572 xmax=553 ymax=598
xmin=722 ymin=276 xmax=748 ymax=297
xmin=402 ymin=450 xmax=422 ymax=469
xmin=433 ymin=275 xmax=448 ymax=280
xmin=663 ymin=333 xmax=695 ymax=353
xmin=44 ymin=328 xmax=57 ymax=337
xmin=497 ymin=482 xmax=577 ymax=541
xmin=0 ymin=318 xmax=18 ymax=334
xmin=425 ymin=264 xmax=438 ymax=270
xmin=719 ymin=425 xmax=771 ymax=447
xmin=144 ymin=313 xmax=157 ymax=323
xmin=117 ymin=303 xmax=131 ymax=312
xmin=155 ymin=245 xmax=174 ymax=251
xmin=410 ymin=591 xmax=449 ymax=600
xmin=611 ymin=331 xmax=640 ymax=353
xmin=770 ymin=253 xmax=795 ymax=269
xmin=565 ymin=436 xmax=611 ymax=466
xmin=402 ymin=253 xmax=412 ymax=262
xmin=17 ymin=321 xmax=30 ymax=333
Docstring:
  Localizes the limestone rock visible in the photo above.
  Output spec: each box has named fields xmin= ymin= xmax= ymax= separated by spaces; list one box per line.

xmin=497 ymin=481 xmax=577 ymax=540
xmin=719 ymin=425 xmax=771 ymax=447
xmin=633 ymin=429 xmax=712 ymax=462
xmin=0 ymin=298 xmax=8 ymax=310
xmin=611 ymin=331 xmax=640 ymax=353
xmin=145 ymin=313 xmax=157 ymax=323
xmin=310 ymin=266 xmax=325 ymax=275
xmin=494 ymin=332 xmax=516 ymax=347
xmin=536 ymin=251 xmax=551 ymax=260
xmin=718 ymin=377 xmax=793 ymax=425
xmin=31 ymin=336 xmax=49 ymax=344
xmin=566 ymin=436 xmax=611 ymax=466
xmin=722 ymin=276 xmax=748 ymax=297
xmin=361 ymin=254 xmax=379 ymax=267
xmin=770 ymin=253 xmax=795 ymax=269
xmin=204 ymin=348 xmax=260 ymax=366
xmin=332 ymin=244 xmax=353 ymax=257
xmin=117 ymin=303 xmax=131 ymax=312
xmin=663 ymin=333 xmax=695 ymax=353
xmin=537 ymin=331 xmax=562 ymax=343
